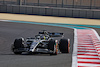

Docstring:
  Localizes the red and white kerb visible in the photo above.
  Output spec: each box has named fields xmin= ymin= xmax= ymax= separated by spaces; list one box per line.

xmin=72 ymin=29 xmax=100 ymax=67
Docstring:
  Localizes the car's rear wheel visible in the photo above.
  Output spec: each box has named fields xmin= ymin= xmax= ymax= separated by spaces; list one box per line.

xmin=48 ymin=39 xmax=58 ymax=55
xmin=59 ymin=39 xmax=69 ymax=53
xmin=48 ymin=39 xmax=55 ymax=51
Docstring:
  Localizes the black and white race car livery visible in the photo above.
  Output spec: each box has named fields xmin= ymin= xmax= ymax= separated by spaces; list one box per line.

xmin=11 ymin=30 xmax=70 ymax=55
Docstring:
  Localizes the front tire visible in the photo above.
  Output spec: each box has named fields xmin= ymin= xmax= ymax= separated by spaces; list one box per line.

xmin=14 ymin=52 xmax=22 ymax=54
xmin=12 ymin=38 xmax=24 ymax=54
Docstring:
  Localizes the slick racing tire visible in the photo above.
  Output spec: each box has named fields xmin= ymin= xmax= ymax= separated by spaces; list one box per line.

xmin=11 ymin=44 xmax=22 ymax=54
xmin=48 ymin=39 xmax=55 ymax=51
xmin=12 ymin=38 xmax=24 ymax=54
xmin=48 ymin=39 xmax=58 ymax=55
xmin=14 ymin=52 xmax=22 ymax=54
xmin=59 ymin=39 xmax=69 ymax=53
xmin=14 ymin=39 xmax=24 ymax=49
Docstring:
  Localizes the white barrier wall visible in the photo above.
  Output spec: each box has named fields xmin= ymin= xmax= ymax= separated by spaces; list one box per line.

xmin=0 ymin=5 xmax=100 ymax=19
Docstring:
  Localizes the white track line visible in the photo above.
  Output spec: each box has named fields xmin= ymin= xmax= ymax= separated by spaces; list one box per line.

xmin=78 ymin=63 xmax=100 ymax=66
xmin=72 ymin=29 xmax=78 ymax=67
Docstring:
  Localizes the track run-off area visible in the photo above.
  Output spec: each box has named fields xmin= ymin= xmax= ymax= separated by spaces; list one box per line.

xmin=0 ymin=20 xmax=100 ymax=67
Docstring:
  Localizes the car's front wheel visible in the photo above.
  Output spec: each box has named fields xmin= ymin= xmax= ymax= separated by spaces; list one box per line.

xmin=12 ymin=38 xmax=24 ymax=54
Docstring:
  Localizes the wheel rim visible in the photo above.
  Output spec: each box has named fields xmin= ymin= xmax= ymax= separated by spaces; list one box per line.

xmin=55 ymin=40 xmax=58 ymax=55
xmin=68 ymin=39 xmax=70 ymax=53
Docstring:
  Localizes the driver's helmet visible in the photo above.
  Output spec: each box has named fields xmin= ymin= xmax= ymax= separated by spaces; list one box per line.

xmin=40 ymin=36 xmax=46 ymax=40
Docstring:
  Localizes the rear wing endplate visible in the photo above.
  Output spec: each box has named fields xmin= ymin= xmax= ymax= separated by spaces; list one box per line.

xmin=49 ymin=33 xmax=64 ymax=37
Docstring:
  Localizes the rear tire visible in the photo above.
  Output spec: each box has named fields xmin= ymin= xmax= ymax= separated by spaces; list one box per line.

xmin=48 ymin=39 xmax=55 ymax=51
xmin=59 ymin=39 xmax=69 ymax=53
xmin=48 ymin=39 xmax=58 ymax=55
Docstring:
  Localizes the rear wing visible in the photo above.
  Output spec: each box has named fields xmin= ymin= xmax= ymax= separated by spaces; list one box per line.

xmin=49 ymin=33 xmax=64 ymax=37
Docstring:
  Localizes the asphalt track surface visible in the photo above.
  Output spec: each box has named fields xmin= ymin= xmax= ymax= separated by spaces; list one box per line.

xmin=0 ymin=21 xmax=74 ymax=67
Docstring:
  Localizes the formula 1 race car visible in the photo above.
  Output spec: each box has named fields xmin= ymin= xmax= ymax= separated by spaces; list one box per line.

xmin=11 ymin=30 xmax=70 ymax=55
